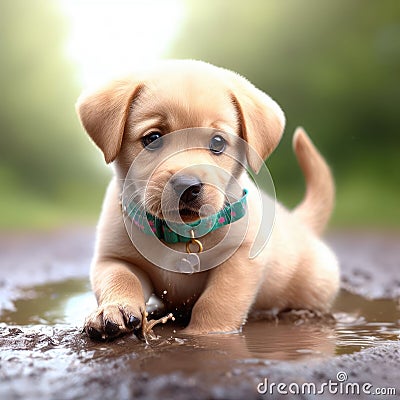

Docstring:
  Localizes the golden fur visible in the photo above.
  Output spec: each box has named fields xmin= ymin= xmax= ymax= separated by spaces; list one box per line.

xmin=76 ymin=60 xmax=339 ymax=339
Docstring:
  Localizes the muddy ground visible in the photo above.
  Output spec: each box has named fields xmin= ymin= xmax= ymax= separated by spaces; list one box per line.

xmin=0 ymin=228 xmax=399 ymax=400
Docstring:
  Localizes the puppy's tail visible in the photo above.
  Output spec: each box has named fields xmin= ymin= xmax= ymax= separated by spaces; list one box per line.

xmin=292 ymin=127 xmax=335 ymax=236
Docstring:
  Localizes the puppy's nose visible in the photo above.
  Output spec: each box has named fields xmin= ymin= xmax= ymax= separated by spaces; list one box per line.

xmin=170 ymin=175 xmax=203 ymax=203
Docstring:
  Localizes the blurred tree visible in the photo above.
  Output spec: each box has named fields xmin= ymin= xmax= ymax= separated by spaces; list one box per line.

xmin=0 ymin=0 xmax=398 ymax=228
xmin=168 ymin=0 xmax=400 ymax=223
xmin=0 ymin=0 xmax=108 ymax=227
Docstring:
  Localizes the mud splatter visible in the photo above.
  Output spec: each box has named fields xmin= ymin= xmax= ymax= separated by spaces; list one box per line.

xmin=0 ymin=229 xmax=399 ymax=399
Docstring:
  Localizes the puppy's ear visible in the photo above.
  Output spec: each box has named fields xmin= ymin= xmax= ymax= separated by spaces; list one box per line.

xmin=229 ymin=74 xmax=285 ymax=173
xmin=76 ymin=79 xmax=143 ymax=163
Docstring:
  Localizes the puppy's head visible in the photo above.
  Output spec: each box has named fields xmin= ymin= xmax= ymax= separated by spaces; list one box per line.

xmin=76 ymin=60 xmax=285 ymax=222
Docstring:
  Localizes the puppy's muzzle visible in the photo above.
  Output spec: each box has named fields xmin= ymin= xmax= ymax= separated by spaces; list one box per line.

xmin=170 ymin=174 xmax=203 ymax=204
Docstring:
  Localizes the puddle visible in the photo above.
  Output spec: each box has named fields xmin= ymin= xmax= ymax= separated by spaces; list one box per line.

xmin=0 ymin=279 xmax=96 ymax=326
xmin=0 ymin=278 xmax=399 ymax=365
xmin=333 ymin=290 xmax=400 ymax=355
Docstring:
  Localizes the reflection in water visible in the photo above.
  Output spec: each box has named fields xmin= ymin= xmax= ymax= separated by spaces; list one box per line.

xmin=0 ymin=279 xmax=399 ymax=365
xmin=333 ymin=290 xmax=400 ymax=355
xmin=243 ymin=321 xmax=335 ymax=360
xmin=0 ymin=279 xmax=96 ymax=326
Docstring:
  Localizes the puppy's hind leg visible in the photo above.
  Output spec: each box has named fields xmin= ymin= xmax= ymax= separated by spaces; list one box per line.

xmin=84 ymin=259 xmax=152 ymax=341
xmin=288 ymin=239 xmax=340 ymax=312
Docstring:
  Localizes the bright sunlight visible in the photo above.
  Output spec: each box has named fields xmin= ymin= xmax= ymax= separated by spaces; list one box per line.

xmin=58 ymin=0 xmax=185 ymax=87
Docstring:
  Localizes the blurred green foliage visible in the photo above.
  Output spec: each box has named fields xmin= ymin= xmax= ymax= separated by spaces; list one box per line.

xmin=0 ymin=0 xmax=398 ymax=229
xmin=168 ymin=0 xmax=400 ymax=227
xmin=0 ymin=0 xmax=109 ymax=229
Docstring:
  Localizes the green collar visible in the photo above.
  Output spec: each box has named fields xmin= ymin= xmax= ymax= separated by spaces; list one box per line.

xmin=122 ymin=189 xmax=248 ymax=244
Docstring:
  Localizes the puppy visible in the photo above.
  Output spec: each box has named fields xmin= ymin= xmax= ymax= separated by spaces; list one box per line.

xmin=76 ymin=60 xmax=339 ymax=340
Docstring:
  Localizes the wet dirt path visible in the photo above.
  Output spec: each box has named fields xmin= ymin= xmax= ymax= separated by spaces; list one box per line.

xmin=0 ymin=228 xmax=399 ymax=399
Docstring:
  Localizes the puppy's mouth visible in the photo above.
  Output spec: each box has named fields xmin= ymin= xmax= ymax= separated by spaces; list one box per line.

xmin=142 ymin=197 xmax=202 ymax=222
xmin=149 ymin=197 xmax=217 ymax=223
xmin=144 ymin=177 xmax=224 ymax=223
xmin=180 ymin=205 xmax=203 ymax=222
xmin=164 ymin=204 xmax=202 ymax=223
xmin=156 ymin=175 xmax=210 ymax=222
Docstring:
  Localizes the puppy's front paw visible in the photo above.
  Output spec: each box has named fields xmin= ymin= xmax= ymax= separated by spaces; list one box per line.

xmin=84 ymin=303 xmax=143 ymax=341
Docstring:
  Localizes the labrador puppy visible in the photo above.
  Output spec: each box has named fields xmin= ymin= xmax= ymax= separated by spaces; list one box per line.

xmin=76 ymin=60 xmax=339 ymax=340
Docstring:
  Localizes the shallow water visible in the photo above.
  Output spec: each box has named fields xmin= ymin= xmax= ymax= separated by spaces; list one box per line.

xmin=1 ymin=278 xmax=399 ymax=365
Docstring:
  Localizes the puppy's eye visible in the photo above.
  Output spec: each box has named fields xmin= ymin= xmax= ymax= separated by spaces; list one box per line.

xmin=142 ymin=131 xmax=163 ymax=150
xmin=209 ymin=135 xmax=226 ymax=155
